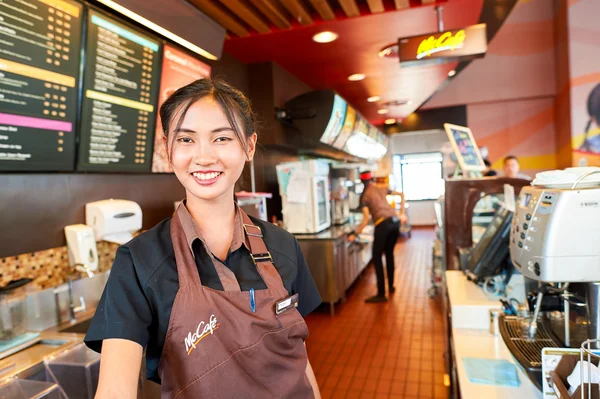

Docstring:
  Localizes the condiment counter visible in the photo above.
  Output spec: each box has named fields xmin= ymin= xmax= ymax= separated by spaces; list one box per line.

xmin=444 ymin=270 xmax=542 ymax=399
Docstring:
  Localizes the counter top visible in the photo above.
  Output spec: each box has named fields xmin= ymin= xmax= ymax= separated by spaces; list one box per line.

xmin=293 ymin=214 xmax=372 ymax=241
xmin=294 ymin=223 xmax=358 ymax=240
xmin=446 ymin=270 xmax=542 ymax=399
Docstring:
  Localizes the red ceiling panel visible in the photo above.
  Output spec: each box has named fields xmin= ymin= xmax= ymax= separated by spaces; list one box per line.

xmin=224 ymin=0 xmax=484 ymax=125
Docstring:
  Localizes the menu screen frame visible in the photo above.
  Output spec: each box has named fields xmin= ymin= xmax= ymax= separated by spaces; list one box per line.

xmin=319 ymin=94 xmax=347 ymax=146
xmin=0 ymin=0 xmax=84 ymax=172
xmin=76 ymin=7 xmax=162 ymax=173
xmin=151 ymin=42 xmax=211 ymax=173
xmin=444 ymin=123 xmax=486 ymax=172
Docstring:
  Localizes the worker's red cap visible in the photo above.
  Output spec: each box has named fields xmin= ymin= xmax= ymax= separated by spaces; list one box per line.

xmin=360 ymin=171 xmax=373 ymax=180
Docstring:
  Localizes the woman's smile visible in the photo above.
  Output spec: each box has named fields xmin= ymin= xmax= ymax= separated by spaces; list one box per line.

xmin=190 ymin=170 xmax=223 ymax=185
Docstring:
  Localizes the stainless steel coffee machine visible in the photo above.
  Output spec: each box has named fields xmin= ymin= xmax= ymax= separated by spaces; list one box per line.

xmin=511 ymin=183 xmax=600 ymax=340
xmin=500 ymin=171 xmax=600 ymax=389
xmin=330 ymin=167 xmax=351 ymax=225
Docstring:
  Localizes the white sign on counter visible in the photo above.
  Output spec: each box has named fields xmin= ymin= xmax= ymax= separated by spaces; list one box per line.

xmin=504 ymin=184 xmax=516 ymax=212
xmin=286 ymin=170 xmax=309 ymax=204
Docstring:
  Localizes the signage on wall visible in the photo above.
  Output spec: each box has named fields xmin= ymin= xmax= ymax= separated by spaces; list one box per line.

xmin=0 ymin=0 xmax=83 ymax=172
xmin=398 ymin=24 xmax=487 ymax=66
xmin=443 ymin=123 xmax=486 ymax=173
xmin=77 ymin=9 xmax=162 ymax=172
xmin=151 ymin=44 xmax=211 ymax=173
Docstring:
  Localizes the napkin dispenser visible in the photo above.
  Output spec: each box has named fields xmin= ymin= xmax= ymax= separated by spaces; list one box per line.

xmin=86 ymin=199 xmax=142 ymax=244
xmin=64 ymin=224 xmax=98 ymax=271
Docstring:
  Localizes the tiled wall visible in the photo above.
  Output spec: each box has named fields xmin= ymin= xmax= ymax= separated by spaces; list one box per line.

xmin=0 ymin=241 xmax=119 ymax=290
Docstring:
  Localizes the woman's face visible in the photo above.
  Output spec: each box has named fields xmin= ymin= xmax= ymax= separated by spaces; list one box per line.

xmin=166 ymin=97 xmax=256 ymax=204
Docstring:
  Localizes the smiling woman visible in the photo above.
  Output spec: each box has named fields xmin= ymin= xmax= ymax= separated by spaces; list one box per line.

xmin=161 ymin=82 xmax=257 ymax=209
xmin=84 ymin=78 xmax=322 ymax=399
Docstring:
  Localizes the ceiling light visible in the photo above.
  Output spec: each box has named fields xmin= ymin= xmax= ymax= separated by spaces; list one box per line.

xmin=378 ymin=43 xmax=398 ymax=58
xmin=377 ymin=109 xmax=389 ymax=115
xmin=348 ymin=73 xmax=365 ymax=81
xmin=448 ymin=70 xmax=456 ymax=77
xmin=384 ymin=118 xmax=396 ymax=125
xmin=312 ymin=31 xmax=338 ymax=43
xmin=96 ymin=0 xmax=217 ymax=60
xmin=367 ymin=96 xmax=380 ymax=102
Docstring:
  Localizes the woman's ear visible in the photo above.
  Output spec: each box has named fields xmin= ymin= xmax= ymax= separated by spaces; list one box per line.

xmin=246 ymin=133 xmax=258 ymax=162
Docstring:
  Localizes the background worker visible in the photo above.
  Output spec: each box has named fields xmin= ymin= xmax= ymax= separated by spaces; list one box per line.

xmin=348 ymin=171 xmax=407 ymax=303
xmin=503 ymin=155 xmax=531 ymax=180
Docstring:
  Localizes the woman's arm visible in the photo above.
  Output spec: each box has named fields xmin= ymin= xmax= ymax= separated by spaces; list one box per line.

xmin=348 ymin=206 xmax=371 ymax=241
xmin=305 ymin=346 xmax=321 ymax=399
xmin=95 ymin=339 xmax=143 ymax=399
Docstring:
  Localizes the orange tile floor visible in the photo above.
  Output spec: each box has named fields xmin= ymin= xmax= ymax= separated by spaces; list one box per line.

xmin=304 ymin=228 xmax=449 ymax=399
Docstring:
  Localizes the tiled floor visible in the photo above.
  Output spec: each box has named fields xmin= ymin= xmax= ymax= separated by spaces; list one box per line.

xmin=305 ymin=228 xmax=449 ymax=399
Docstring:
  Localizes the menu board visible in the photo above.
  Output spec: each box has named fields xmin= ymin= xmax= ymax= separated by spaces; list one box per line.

xmin=77 ymin=9 xmax=161 ymax=172
xmin=353 ymin=116 xmax=368 ymax=136
xmin=368 ymin=125 xmax=379 ymax=140
xmin=0 ymin=0 xmax=83 ymax=171
xmin=319 ymin=94 xmax=346 ymax=146
xmin=332 ymin=106 xmax=356 ymax=150
xmin=443 ymin=123 xmax=486 ymax=172
xmin=152 ymin=44 xmax=210 ymax=173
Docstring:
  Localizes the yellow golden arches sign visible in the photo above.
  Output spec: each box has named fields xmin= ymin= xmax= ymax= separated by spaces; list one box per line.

xmin=397 ymin=24 xmax=487 ymax=66
xmin=417 ymin=30 xmax=467 ymax=59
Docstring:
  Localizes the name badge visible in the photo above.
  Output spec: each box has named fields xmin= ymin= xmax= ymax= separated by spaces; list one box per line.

xmin=275 ymin=294 xmax=299 ymax=315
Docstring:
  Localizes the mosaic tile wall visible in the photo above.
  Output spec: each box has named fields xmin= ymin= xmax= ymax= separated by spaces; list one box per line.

xmin=0 ymin=241 xmax=120 ymax=290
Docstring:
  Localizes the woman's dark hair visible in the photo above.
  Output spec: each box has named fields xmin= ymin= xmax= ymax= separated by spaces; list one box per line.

xmin=586 ymin=83 xmax=600 ymax=132
xmin=159 ymin=78 xmax=257 ymax=159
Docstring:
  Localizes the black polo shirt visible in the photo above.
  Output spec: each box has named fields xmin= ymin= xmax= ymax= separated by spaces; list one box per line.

xmin=84 ymin=216 xmax=322 ymax=384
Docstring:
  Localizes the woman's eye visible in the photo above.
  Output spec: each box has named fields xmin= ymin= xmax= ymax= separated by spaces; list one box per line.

xmin=215 ymin=137 xmax=232 ymax=143
xmin=178 ymin=137 xmax=193 ymax=143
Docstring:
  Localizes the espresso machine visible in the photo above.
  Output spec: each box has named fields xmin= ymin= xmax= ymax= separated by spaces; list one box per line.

xmin=499 ymin=170 xmax=600 ymax=390
xmin=329 ymin=167 xmax=351 ymax=225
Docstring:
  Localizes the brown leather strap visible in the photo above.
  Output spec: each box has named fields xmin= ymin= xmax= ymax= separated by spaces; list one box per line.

xmin=239 ymin=211 xmax=288 ymax=296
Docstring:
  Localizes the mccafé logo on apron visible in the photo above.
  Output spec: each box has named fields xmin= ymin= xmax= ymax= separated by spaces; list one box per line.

xmin=184 ymin=314 xmax=220 ymax=355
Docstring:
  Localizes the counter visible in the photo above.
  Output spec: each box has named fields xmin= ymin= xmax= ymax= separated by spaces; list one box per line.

xmin=295 ymin=220 xmax=373 ymax=315
xmin=445 ymin=270 xmax=541 ymax=399
xmin=294 ymin=223 xmax=357 ymax=241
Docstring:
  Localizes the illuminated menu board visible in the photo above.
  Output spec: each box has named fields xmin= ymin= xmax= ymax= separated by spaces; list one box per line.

xmin=0 ymin=0 xmax=83 ymax=171
xmin=152 ymin=44 xmax=210 ymax=173
xmin=331 ymin=106 xmax=356 ymax=150
xmin=319 ymin=94 xmax=346 ymax=146
xmin=77 ymin=9 xmax=161 ymax=172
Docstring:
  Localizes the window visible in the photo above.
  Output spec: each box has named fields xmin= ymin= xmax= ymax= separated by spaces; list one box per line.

xmin=392 ymin=152 xmax=444 ymax=201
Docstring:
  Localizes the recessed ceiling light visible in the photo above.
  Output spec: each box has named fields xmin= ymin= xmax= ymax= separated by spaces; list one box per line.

xmin=367 ymin=96 xmax=380 ymax=102
xmin=448 ymin=70 xmax=456 ymax=77
xmin=377 ymin=109 xmax=389 ymax=115
xmin=348 ymin=73 xmax=366 ymax=81
xmin=312 ymin=31 xmax=338 ymax=43
xmin=384 ymin=118 xmax=396 ymax=125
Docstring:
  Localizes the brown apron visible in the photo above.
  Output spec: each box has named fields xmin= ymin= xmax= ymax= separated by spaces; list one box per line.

xmin=158 ymin=204 xmax=315 ymax=399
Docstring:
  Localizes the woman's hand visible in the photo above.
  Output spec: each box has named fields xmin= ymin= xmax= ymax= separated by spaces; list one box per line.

xmin=95 ymin=339 xmax=143 ymax=399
